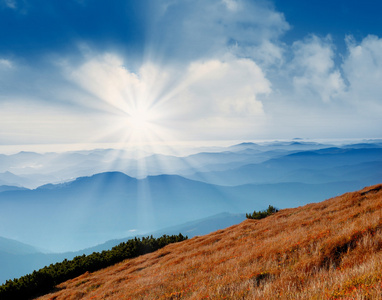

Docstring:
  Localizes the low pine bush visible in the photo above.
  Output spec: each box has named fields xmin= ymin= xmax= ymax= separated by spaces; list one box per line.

xmin=246 ymin=205 xmax=279 ymax=219
xmin=0 ymin=234 xmax=187 ymax=300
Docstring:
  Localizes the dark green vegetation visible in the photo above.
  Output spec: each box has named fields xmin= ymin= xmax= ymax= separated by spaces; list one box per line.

xmin=0 ymin=234 xmax=187 ymax=300
xmin=246 ymin=205 xmax=279 ymax=219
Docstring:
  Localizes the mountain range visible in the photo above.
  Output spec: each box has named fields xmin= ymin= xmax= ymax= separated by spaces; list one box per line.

xmin=3 ymin=140 xmax=381 ymax=189
xmin=0 ymin=172 xmax=370 ymax=253
xmin=0 ymin=139 xmax=381 ymax=285
xmin=186 ymin=147 xmax=382 ymax=186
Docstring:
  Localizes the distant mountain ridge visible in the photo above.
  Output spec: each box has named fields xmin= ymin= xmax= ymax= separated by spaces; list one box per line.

xmin=186 ymin=147 xmax=382 ymax=186
xmin=0 ymin=237 xmax=39 ymax=255
xmin=0 ymin=140 xmax=381 ymax=188
xmin=0 ymin=185 xmax=29 ymax=193
xmin=0 ymin=171 xmax=372 ymax=253
xmin=0 ymin=139 xmax=381 ymax=285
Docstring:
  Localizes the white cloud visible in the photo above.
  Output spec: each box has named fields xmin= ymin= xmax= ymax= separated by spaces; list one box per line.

xmin=179 ymin=57 xmax=269 ymax=117
xmin=2 ymin=0 xmax=16 ymax=9
xmin=150 ymin=0 xmax=289 ymax=64
xmin=0 ymin=59 xmax=15 ymax=88
xmin=0 ymin=0 xmax=292 ymax=144
xmin=256 ymin=33 xmax=382 ymax=139
xmin=0 ymin=59 xmax=13 ymax=69
xmin=222 ymin=0 xmax=239 ymax=11
xmin=289 ymin=35 xmax=345 ymax=103
xmin=170 ymin=57 xmax=270 ymax=139
xmin=233 ymin=39 xmax=286 ymax=68
xmin=2 ymin=1 xmax=382 ymax=144
xmin=342 ymin=35 xmax=382 ymax=112
xmin=0 ymin=98 xmax=105 ymax=144
xmin=61 ymin=52 xmax=271 ymax=141
xmin=66 ymin=53 xmax=142 ymax=114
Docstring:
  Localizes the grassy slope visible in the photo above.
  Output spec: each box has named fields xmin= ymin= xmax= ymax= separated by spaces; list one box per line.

xmin=37 ymin=184 xmax=382 ymax=299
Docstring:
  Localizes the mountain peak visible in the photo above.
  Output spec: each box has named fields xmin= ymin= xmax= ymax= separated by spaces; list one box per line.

xmin=0 ymin=236 xmax=39 ymax=255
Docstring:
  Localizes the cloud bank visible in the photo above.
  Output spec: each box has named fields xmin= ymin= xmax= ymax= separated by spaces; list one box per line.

xmin=0 ymin=0 xmax=381 ymax=146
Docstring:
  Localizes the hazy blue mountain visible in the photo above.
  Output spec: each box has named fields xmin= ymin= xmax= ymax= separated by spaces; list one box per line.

xmin=0 ymin=185 xmax=29 ymax=193
xmin=0 ymin=171 xmax=368 ymax=253
xmin=2 ymin=141 xmax=379 ymax=188
xmin=0 ymin=149 xmax=149 ymax=188
xmin=134 ymin=145 xmax=326 ymax=177
xmin=0 ymin=141 xmax=337 ymax=188
xmin=342 ymin=142 xmax=382 ymax=149
xmin=0 ymin=236 xmax=40 ymax=255
xmin=187 ymin=148 xmax=382 ymax=186
xmin=118 ymin=149 xmax=290 ymax=178
xmin=0 ymin=237 xmax=43 ymax=283
xmin=276 ymin=161 xmax=382 ymax=184
xmin=226 ymin=141 xmax=329 ymax=152
xmin=0 ymin=172 xmax=238 ymax=251
xmin=0 ymin=172 xmax=29 ymax=187
xmin=0 ymin=250 xmax=83 ymax=284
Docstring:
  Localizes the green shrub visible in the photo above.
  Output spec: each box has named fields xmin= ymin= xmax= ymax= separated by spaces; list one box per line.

xmin=246 ymin=205 xmax=279 ymax=219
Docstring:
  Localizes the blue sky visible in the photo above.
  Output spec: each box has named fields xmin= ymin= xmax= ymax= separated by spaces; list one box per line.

xmin=1 ymin=0 xmax=382 ymax=150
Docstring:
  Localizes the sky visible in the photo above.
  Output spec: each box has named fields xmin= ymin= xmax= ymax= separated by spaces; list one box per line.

xmin=1 ymin=0 xmax=382 ymax=151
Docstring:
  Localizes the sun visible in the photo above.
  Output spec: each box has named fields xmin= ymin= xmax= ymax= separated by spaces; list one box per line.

xmin=126 ymin=105 xmax=157 ymax=138
xmin=129 ymin=108 xmax=150 ymax=131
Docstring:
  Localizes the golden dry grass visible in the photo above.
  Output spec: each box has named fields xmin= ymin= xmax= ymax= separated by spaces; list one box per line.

xmin=37 ymin=184 xmax=382 ymax=299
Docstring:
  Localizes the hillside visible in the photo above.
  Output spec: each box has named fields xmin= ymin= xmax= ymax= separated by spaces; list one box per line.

xmin=37 ymin=184 xmax=382 ymax=299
